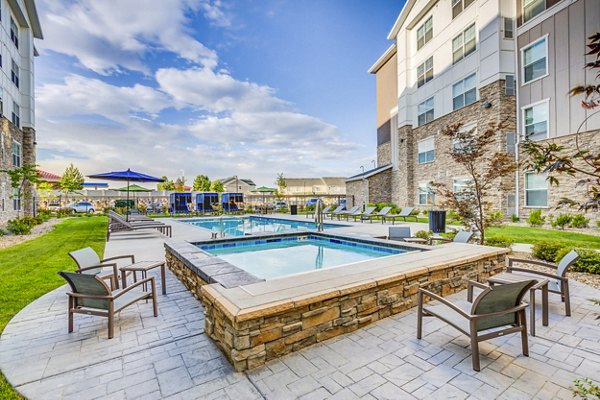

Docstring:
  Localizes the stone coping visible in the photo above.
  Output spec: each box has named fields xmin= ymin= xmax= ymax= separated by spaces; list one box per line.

xmin=200 ymin=243 xmax=510 ymax=322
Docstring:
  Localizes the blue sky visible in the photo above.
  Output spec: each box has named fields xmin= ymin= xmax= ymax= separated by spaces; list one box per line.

xmin=34 ymin=0 xmax=404 ymax=186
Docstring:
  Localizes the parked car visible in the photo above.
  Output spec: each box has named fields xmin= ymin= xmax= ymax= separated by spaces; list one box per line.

xmin=47 ymin=202 xmax=61 ymax=211
xmin=274 ymin=201 xmax=287 ymax=210
xmin=69 ymin=201 xmax=95 ymax=213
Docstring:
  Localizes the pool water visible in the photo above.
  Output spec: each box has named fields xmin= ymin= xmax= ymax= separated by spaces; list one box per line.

xmin=199 ymin=236 xmax=406 ymax=279
xmin=185 ymin=216 xmax=343 ymax=237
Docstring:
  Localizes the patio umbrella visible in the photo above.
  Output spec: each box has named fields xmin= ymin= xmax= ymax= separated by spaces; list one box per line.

xmin=115 ymin=184 xmax=153 ymax=211
xmin=87 ymin=169 xmax=163 ymax=221
xmin=251 ymin=186 xmax=276 ymax=211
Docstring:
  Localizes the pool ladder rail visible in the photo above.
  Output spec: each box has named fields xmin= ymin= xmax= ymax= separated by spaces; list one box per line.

xmin=314 ymin=199 xmax=324 ymax=232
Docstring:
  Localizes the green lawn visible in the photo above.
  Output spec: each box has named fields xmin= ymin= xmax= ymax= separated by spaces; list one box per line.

xmin=0 ymin=216 xmax=107 ymax=399
xmin=487 ymin=225 xmax=600 ymax=249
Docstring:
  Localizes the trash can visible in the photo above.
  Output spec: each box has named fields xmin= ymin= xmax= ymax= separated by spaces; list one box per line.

xmin=428 ymin=210 xmax=447 ymax=233
xmin=290 ymin=205 xmax=298 ymax=215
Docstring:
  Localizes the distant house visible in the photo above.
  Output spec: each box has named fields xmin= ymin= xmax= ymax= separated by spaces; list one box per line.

xmin=217 ymin=177 xmax=256 ymax=195
xmin=282 ymin=177 xmax=346 ymax=195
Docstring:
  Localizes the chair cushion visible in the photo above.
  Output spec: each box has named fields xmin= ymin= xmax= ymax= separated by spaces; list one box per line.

xmin=423 ymin=300 xmax=472 ymax=334
xmin=113 ymin=287 xmax=151 ymax=312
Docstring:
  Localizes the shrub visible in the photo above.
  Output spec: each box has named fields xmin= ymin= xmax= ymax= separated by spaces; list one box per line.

xmin=597 ymin=220 xmax=600 ymax=229
xmin=57 ymin=207 xmax=74 ymax=218
xmin=551 ymin=214 xmax=573 ymax=230
xmin=555 ymin=247 xmax=600 ymax=274
xmin=415 ymin=230 xmax=432 ymax=240
xmin=570 ymin=214 xmax=590 ymax=229
xmin=532 ymin=241 xmax=563 ymax=262
xmin=7 ymin=218 xmax=33 ymax=235
xmin=485 ymin=210 xmax=505 ymax=227
xmin=527 ymin=209 xmax=545 ymax=227
xmin=511 ymin=214 xmax=520 ymax=223
xmin=484 ymin=236 xmax=514 ymax=248
xmin=572 ymin=378 xmax=600 ymax=399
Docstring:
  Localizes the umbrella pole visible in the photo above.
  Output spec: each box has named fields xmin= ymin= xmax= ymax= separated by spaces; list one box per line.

xmin=126 ymin=178 xmax=130 ymax=222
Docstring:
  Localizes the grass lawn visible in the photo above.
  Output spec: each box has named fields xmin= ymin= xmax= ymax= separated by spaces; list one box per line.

xmin=487 ymin=225 xmax=600 ymax=249
xmin=0 ymin=216 xmax=107 ymax=399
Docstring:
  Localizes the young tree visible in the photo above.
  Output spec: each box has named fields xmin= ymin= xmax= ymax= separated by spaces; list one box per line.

xmin=522 ymin=33 xmax=600 ymax=212
xmin=275 ymin=172 xmax=287 ymax=200
xmin=157 ymin=176 xmax=175 ymax=191
xmin=211 ymin=180 xmax=224 ymax=193
xmin=2 ymin=164 xmax=39 ymax=217
xmin=37 ymin=181 xmax=57 ymax=209
xmin=431 ymin=122 xmax=516 ymax=244
xmin=193 ymin=175 xmax=211 ymax=191
xmin=60 ymin=163 xmax=84 ymax=204
xmin=175 ymin=176 xmax=186 ymax=192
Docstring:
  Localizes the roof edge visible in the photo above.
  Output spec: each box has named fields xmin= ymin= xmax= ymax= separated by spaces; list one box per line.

xmin=346 ymin=164 xmax=393 ymax=182
xmin=368 ymin=44 xmax=397 ymax=74
xmin=387 ymin=0 xmax=416 ymax=39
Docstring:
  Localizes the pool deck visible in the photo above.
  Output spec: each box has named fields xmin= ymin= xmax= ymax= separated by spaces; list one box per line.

xmin=1 ymin=215 xmax=599 ymax=399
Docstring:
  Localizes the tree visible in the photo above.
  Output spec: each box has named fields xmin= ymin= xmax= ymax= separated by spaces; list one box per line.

xmin=211 ymin=180 xmax=224 ymax=193
xmin=157 ymin=176 xmax=175 ymax=191
xmin=275 ymin=172 xmax=287 ymax=200
xmin=522 ymin=33 xmax=600 ymax=212
xmin=175 ymin=176 xmax=186 ymax=192
xmin=60 ymin=163 xmax=84 ymax=204
xmin=193 ymin=175 xmax=211 ymax=191
xmin=2 ymin=164 xmax=39 ymax=217
xmin=431 ymin=122 xmax=516 ymax=244
xmin=37 ymin=181 xmax=57 ymax=209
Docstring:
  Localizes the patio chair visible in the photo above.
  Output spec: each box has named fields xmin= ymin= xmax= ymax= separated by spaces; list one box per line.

xmin=69 ymin=247 xmax=135 ymax=290
xmin=417 ymin=279 xmax=536 ymax=371
xmin=362 ymin=206 xmax=392 ymax=224
xmin=429 ymin=230 xmax=474 ymax=245
xmin=350 ymin=206 xmax=377 ymax=222
xmin=108 ymin=211 xmax=172 ymax=240
xmin=58 ymin=271 xmax=158 ymax=339
xmin=326 ymin=205 xmax=345 ymax=219
xmin=336 ymin=205 xmax=360 ymax=220
xmin=505 ymin=250 xmax=580 ymax=316
xmin=382 ymin=206 xmax=418 ymax=224
xmin=307 ymin=205 xmax=332 ymax=219
xmin=387 ymin=226 xmax=427 ymax=244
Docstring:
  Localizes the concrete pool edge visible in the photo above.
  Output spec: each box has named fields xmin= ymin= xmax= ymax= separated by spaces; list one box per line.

xmin=165 ymin=236 xmax=509 ymax=371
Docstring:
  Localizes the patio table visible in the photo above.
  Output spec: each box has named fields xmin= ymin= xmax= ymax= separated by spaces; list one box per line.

xmin=121 ymin=261 xmax=166 ymax=295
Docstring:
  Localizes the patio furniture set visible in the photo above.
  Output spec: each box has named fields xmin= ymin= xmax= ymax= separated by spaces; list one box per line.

xmin=320 ymin=205 xmax=419 ymax=223
xmin=107 ymin=210 xmax=172 ymax=241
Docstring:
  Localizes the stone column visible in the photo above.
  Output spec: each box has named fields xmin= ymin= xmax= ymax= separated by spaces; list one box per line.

xmin=392 ymin=125 xmax=414 ymax=206
xmin=21 ymin=126 xmax=36 ymax=217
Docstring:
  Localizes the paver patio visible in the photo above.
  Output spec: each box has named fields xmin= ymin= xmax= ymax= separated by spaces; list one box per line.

xmin=1 ymin=217 xmax=599 ymax=399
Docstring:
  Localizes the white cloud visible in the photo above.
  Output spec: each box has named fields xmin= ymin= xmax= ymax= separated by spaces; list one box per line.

xmin=199 ymin=0 xmax=233 ymax=27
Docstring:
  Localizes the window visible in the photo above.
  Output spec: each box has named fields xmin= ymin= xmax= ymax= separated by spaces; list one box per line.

xmin=418 ymin=183 xmax=435 ymax=206
xmin=416 ymin=16 xmax=433 ymax=50
xmin=523 ymin=0 xmax=545 ymax=23
xmin=507 ymin=194 xmax=516 ymax=216
xmin=453 ymin=178 xmax=473 ymax=200
xmin=12 ymin=141 xmax=21 ymax=167
xmin=506 ymin=132 xmax=516 ymax=155
xmin=523 ymin=101 xmax=548 ymax=141
xmin=0 ymin=87 xmax=3 ymax=116
xmin=452 ymin=0 xmax=475 ymax=19
xmin=12 ymin=102 xmax=19 ymax=128
xmin=418 ymin=137 xmax=435 ymax=164
xmin=503 ymin=17 xmax=513 ymax=39
xmin=11 ymin=59 xmax=19 ymax=88
xmin=13 ymin=188 xmax=20 ymax=211
xmin=525 ymin=172 xmax=547 ymax=207
xmin=417 ymin=97 xmax=434 ymax=126
xmin=452 ymin=73 xmax=477 ymax=110
xmin=505 ymin=75 xmax=515 ymax=96
xmin=417 ymin=57 xmax=433 ymax=87
xmin=522 ymin=37 xmax=547 ymax=84
xmin=453 ymin=123 xmax=476 ymax=151
xmin=452 ymin=24 xmax=476 ymax=64
xmin=10 ymin=17 xmax=18 ymax=49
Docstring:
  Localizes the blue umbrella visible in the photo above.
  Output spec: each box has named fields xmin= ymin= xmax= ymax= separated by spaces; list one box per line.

xmin=87 ymin=168 xmax=164 ymax=221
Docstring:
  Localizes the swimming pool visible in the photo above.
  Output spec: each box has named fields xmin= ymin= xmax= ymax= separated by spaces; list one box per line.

xmin=198 ymin=234 xmax=411 ymax=279
xmin=184 ymin=216 xmax=344 ymax=237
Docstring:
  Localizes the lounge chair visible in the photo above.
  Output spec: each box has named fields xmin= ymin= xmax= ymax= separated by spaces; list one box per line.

xmin=382 ymin=206 xmax=418 ymax=224
xmin=417 ymin=279 xmax=536 ymax=371
xmin=69 ymin=247 xmax=136 ymax=290
xmin=336 ymin=205 xmax=361 ymax=220
xmin=307 ymin=205 xmax=332 ymax=219
xmin=58 ymin=271 xmax=158 ymax=339
xmin=327 ymin=205 xmax=346 ymax=219
xmin=349 ymin=206 xmax=376 ymax=222
xmin=429 ymin=230 xmax=474 ymax=245
xmin=361 ymin=206 xmax=392 ymax=223
xmin=505 ymin=250 xmax=580 ymax=316
xmin=108 ymin=211 xmax=172 ymax=241
xmin=387 ymin=226 xmax=427 ymax=243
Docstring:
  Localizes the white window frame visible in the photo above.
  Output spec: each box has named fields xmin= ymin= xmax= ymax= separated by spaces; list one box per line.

xmin=417 ymin=137 xmax=435 ymax=164
xmin=418 ymin=182 xmax=435 ymax=206
xmin=520 ymin=35 xmax=548 ymax=86
xmin=524 ymin=172 xmax=548 ymax=208
xmin=452 ymin=0 xmax=475 ymax=19
xmin=416 ymin=16 xmax=433 ymax=50
xmin=521 ymin=99 xmax=549 ymax=141
xmin=417 ymin=97 xmax=434 ymax=126
xmin=452 ymin=73 xmax=477 ymax=110
xmin=452 ymin=23 xmax=476 ymax=64
xmin=503 ymin=17 xmax=514 ymax=39
xmin=417 ymin=56 xmax=433 ymax=88
xmin=12 ymin=141 xmax=21 ymax=167
xmin=523 ymin=0 xmax=545 ymax=23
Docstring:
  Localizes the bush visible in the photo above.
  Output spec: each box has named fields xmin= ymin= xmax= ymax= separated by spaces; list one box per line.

xmin=511 ymin=213 xmax=520 ymax=223
xmin=551 ymin=214 xmax=573 ymax=230
xmin=485 ymin=210 xmax=505 ymax=227
xmin=415 ymin=230 xmax=432 ymax=240
xmin=527 ymin=209 xmax=545 ymax=227
xmin=570 ymin=214 xmax=590 ymax=229
xmin=57 ymin=207 xmax=74 ymax=217
xmin=555 ymin=247 xmax=600 ymax=274
xmin=597 ymin=220 xmax=600 ymax=228
xmin=532 ymin=241 xmax=563 ymax=262
xmin=484 ymin=236 xmax=514 ymax=248
xmin=7 ymin=218 xmax=33 ymax=235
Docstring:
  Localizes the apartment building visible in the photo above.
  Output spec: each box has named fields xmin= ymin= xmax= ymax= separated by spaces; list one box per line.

xmin=217 ymin=177 xmax=257 ymax=195
xmin=0 ymin=0 xmax=42 ymax=224
xmin=281 ymin=177 xmax=346 ymax=196
xmin=515 ymin=0 xmax=600 ymax=222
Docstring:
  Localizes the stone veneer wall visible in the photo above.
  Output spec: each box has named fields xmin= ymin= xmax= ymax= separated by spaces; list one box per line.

xmin=199 ymin=253 xmax=506 ymax=372
xmin=518 ymin=129 xmax=600 ymax=225
xmin=345 ymin=180 xmax=366 ymax=209
xmin=377 ymin=141 xmax=391 ymax=166
xmin=0 ymin=119 xmax=28 ymax=225
xmin=391 ymin=79 xmax=516 ymax=214
xmin=368 ymin=169 xmax=392 ymax=204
